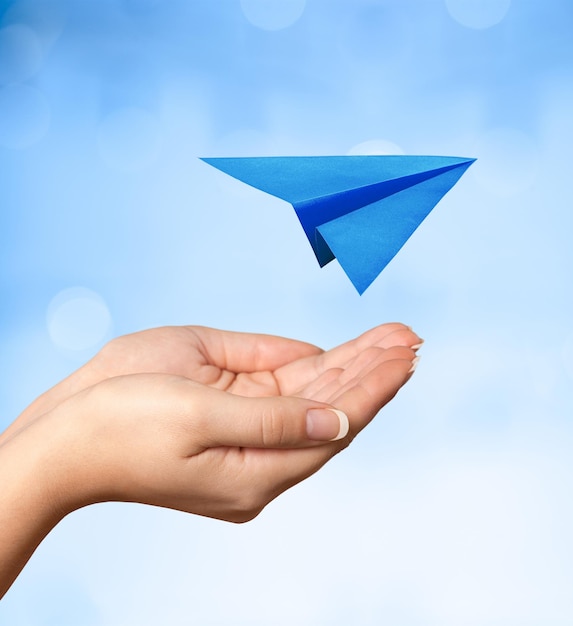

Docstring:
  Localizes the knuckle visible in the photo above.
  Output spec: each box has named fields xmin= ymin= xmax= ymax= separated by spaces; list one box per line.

xmin=96 ymin=336 xmax=124 ymax=363
xmin=259 ymin=404 xmax=288 ymax=447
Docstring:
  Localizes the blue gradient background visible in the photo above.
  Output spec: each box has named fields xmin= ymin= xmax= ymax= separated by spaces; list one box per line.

xmin=1 ymin=1 xmax=572 ymax=623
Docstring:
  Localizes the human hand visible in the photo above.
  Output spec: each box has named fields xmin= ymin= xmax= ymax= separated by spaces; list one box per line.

xmin=44 ymin=343 xmax=416 ymax=522
xmin=3 ymin=323 xmax=422 ymax=517
xmin=4 ymin=323 xmax=421 ymax=440
xmin=0 ymin=323 xmax=421 ymax=598
xmin=41 ymin=323 xmax=421 ymax=518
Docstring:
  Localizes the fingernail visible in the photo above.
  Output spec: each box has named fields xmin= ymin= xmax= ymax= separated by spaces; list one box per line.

xmin=306 ymin=409 xmax=350 ymax=442
xmin=409 ymin=355 xmax=421 ymax=373
xmin=411 ymin=340 xmax=424 ymax=350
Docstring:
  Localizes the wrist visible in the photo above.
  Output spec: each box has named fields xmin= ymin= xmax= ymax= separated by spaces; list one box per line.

xmin=0 ymin=409 xmax=74 ymax=597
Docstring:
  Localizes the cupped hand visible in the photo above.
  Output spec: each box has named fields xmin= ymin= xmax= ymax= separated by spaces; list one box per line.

xmin=6 ymin=323 xmax=421 ymax=439
xmin=7 ymin=323 xmax=420 ymax=521
xmin=7 ymin=323 xmax=421 ymax=522
xmin=0 ymin=323 xmax=421 ymax=599
xmin=45 ymin=330 xmax=418 ymax=522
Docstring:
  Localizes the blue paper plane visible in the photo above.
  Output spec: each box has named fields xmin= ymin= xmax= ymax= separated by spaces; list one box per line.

xmin=201 ymin=155 xmax=475 ymax=294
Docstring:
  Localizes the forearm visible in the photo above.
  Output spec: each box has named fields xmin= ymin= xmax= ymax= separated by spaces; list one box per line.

xmin=0 ymin=363 xmax=94 ymax=446
xmin=0 ymin=416 xmax=69 ymax=599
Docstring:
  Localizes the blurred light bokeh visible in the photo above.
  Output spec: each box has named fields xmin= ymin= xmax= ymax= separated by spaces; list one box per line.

xmin=1 ymin=0 xmax=572 ymax=624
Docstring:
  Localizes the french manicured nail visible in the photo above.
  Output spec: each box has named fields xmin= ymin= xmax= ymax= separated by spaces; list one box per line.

xmin=306 ymin=409 xmax=350 ymax=442
xmin=409 ymin=355 xmax=421 ymax=373
xmin=411 ymin=340 xmax=424 ymax=350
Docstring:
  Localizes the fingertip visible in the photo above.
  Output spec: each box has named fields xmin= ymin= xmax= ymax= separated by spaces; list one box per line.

xmin=330 ymin=409 xmax=350 ymax=441
xmin=373 ymin=327 xmax=423 ymax=352
xmin=408 ymin=355 xmax=421 ymax=374
xmin=306 ymin=408 xmax=349 ymax=442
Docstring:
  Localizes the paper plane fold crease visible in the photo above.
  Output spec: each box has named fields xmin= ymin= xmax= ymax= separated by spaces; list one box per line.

xmin=201 ymin=155 xmax=475 ymax=294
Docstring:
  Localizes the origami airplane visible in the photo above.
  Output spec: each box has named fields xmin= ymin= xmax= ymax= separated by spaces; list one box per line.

xmin=201 ymin=155 xmax=475 ymax=294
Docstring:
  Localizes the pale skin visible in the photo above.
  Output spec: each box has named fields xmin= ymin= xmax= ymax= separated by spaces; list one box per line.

xmin=0 ymin=322 xmax=421 ymax=599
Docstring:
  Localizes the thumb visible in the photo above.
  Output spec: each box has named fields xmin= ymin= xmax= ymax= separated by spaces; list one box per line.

xmin=195 ymin=388 xmax=349 ymax=449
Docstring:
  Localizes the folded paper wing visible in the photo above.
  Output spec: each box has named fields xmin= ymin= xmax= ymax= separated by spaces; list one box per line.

xmin=201 ymin=155 xmax=475 ymax=294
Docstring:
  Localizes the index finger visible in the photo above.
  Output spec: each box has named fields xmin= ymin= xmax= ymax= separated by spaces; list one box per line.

xmin=187 ymin=326 xmax=324 ymax=374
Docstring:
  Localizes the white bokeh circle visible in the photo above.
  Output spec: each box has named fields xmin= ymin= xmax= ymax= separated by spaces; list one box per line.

xmin=347 ymin=139 xmax=405 ymax=156
xmin=0 ymin=84 xmax=50 ymax=149
xmin=471 ymin=127 xmax=539 ymax=197
xmin=0 ymin=24 xmax=43 ymax=84
xmin=445 ymin=0 xmax=511 ymax=29
xmin=97 ymin=107 xmax=161 ymax=171
xmin=240 ymin=0 xmax=306 ymax=31
xmin=47 ymin=288 xmax=112 ymax=352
